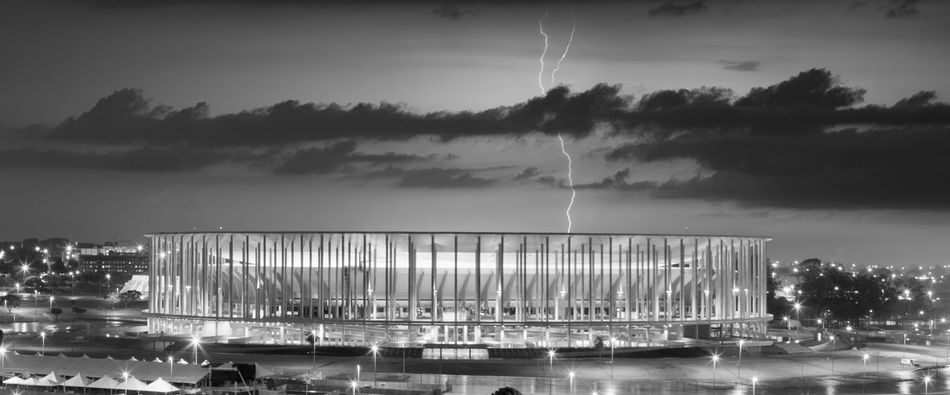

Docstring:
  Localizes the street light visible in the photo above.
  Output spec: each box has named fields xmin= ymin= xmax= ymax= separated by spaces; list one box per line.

xmin=862 ymin=352 xmax=870 ymax=366
xmin=924 ymin=374 xmax=932 ymax=395
xmin=310 ymin=330 xmax=317 ymax=372
xmin=548 ymin=349 xmax=556 ymax=371
xmin=356 ymin=364 xmax=360 ymax=384
xmin=568 ymin=370 xmax=575 ymax=393
xmin=370 ymin=343 xmax=379 ymax=387
xmin=350 ymin=380 xmax=358 ymax=395
xmin=751 ymin=376 xmax=758 ymax=395
xmin=711 ymin=353 xmax=720 ymax=385
xmin=738 ymin=339 xmax=745 ymax=380
xmin=191 ymin=336 xmax=200 ymax=364
xmin=40 ymin=332 xmax=46 ymax=355
xmin=793 ymin=303 xmax=802 ymax=330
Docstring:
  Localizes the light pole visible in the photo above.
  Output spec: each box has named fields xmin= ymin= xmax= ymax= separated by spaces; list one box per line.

xmin=862 ymin=352 xmax=869 ymax=367
xmin=40 ymin=332 xmax=46 ymax=355
xmin=350 ymin=380 xmax=358 ymax=395
xmin=794 ymin=303 xmax=802 ymax=331
xmin=49 ymin=295 xmax=54 ymax=310
xmin=925 ymin=374 xmax=932 ymax=395
xmin=356 ymin=364 xmax=360 ymax=384
xmin=371 ymin=344 xmax=379 ymax=387
xmin=751 ymin=376 xmax=757 ymax=395
xmin=711 ymin=353 xmax=720 ymax=385
xmin=610 ymin=337 xmax=616 ymax=380
xmin=548 ymin=349 xmax=556 ymax=371
xmin=568 ymin=370 xmax=575 ymax=393
xmin=831 ymin=335 xmax=836 ymax=374
xmin=169 ymin=355 xmax=174 ymax=378
xmin=310 ymin=330 xmax=317 ymax=372
xmin=191 ymin=335 xmax=200 ymax=364
xmin=738 ymin=339 xmax=745 ymax=381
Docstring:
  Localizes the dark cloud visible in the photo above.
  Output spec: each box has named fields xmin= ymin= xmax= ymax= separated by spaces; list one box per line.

xmin=271 ymin=140 xmax=426 ymax=175
xmin=720 ymin=60 xmax=760 ymax=72
xmin=28 ymin=70 xmax=945 ymax=151
xmin=397 ymin=168 xmax=495 ymax=188
xmin=39 ymin=85 xmax=629 ymax=147
xmin=647 ymin=0 xmax=707 ymax=17
xmin=576 ymin=168 xmax=655 ymax=192
xmin=734 ymin=69 xmax=865 ymax=110
xmin=0 ymin=146 xmax=233 ymax=173
xmin=513 ymin=167 xmax=540 ymax=181
xmin=885 ymin=0 xmax=919 ymax=18
xmin=432 ymin=4 xmax=480 ymax=20
xmin=606 ymin=124 xmax=950 ymax=209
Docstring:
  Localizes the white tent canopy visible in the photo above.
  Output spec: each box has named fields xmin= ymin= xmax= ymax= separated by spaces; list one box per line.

xmin=40 ymin=372 xmax=61 ymax=384
xmin=62 ymin=374 xmax=91 ymax=388
xmin=1 ymin=354 xmax=209 ymax=385
xmin=116 ymin=376 xmax=150 ymax=392
xmin=146 ymin=377 xmax=180 ymax=393
xmin=2 ymin=376 xmax=25 ymax=385
xmin=87 ymin=375 xmax=119 ymax=390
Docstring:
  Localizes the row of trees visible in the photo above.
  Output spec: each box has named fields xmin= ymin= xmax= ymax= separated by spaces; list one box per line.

xmin=771 ymin=258 xmax=934 ymax=326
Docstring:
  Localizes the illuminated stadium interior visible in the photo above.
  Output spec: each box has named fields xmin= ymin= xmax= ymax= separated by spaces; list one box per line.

xmin=146 ymin=231 xmax=770 ymax=348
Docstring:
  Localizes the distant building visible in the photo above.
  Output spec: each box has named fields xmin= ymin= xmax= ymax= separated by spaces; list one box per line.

xmin=78 ymin=251 xmax=148 ymax=274
xmin=75 ymin=242 xmax=142 ymax=256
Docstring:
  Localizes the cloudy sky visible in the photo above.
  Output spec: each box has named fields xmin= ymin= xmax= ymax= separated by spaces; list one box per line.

xmin=1 ymin=0 xmax=949 ymax=268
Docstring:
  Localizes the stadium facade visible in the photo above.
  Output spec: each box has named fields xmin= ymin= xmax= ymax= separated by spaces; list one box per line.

xmin=146 ymin=231 xmax=770 ymax=348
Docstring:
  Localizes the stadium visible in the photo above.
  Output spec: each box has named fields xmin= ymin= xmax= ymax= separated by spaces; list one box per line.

xmin=146 ymin=231 xmax=770 ymax=350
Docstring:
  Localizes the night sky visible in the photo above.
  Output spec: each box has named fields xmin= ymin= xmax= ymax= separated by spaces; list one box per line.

xmin=1 ymin=0 xmax=949 ymax=268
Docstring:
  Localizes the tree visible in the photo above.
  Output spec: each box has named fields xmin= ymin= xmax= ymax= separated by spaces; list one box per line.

xmin=1 ymin=294 xmax=21 ymax=312
xmin=50 ymin=307 xmax=63 ymax=321
xmin=119 ymin=290 xmax=142 ymax=307
xmin=491 ymin=387 xmax=523 ymax=395
xmin=72 ymin=306 xmax=87 ymax=319
xmin=593 ymin=336 xmax=605 ymax=360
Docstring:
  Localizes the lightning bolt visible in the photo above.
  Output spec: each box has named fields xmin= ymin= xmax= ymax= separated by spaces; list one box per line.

xmin=549 ymin=16 xmax=576 ymax=89
xmin=538 ymin=11 xmax=578 ymax=234
xmin=538 ymin=12 xmax=549 ymax=95
xmin=557 ymin=134 xmax=576 ymax=233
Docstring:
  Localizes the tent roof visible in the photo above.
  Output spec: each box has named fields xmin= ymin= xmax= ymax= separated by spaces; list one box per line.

xmin=63 ymin=374 xmax=91 ymax=387
xmin=87 ymin=375 xmax=118 ymax=389
xmin=116 ymin=376 xmax=149 ymax=391
xmin=2 ymin=377 xmax=25 ymax=385
xmin=39 ymin=372 xmax=61 ymax=384
xmin=1 ymin=355 xmax=209 ymax=385
xmin=146 ymin=377 xmax=180 ymax=393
